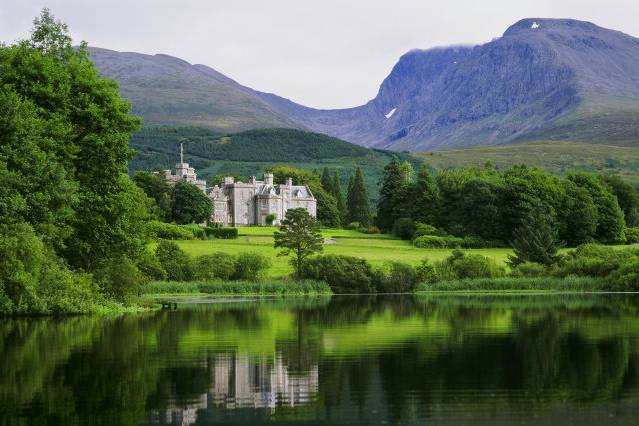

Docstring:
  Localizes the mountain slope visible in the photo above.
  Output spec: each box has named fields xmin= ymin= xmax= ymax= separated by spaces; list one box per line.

xmin=88 ymin=47 xmax=300 ymax=133
xmin=258 ymin=18 xmax=639 ymax=150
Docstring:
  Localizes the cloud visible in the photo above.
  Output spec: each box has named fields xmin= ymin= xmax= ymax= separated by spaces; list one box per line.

xmin=1 ymin=0 xmax=638 ymax=108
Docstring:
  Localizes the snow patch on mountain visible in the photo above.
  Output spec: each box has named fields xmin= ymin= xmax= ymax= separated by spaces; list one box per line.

xmin=385 ymin=108 xmax=397 ymax=119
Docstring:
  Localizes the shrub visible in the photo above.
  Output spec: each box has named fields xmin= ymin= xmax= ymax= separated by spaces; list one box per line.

xmin=192 ymin=252 xmax=236 ymax=281
xmin=626 ymin=227 xmax=639 ymax=244
xmin=205 ymin=227 xmax=239 ymax=239
xmin=510 ymin=261 xmax=547 ymax=278
xmin=435 ymin=250 xmax=505 ymax=281
xmin=553 ymin=244 xmax=638 ymax=278
xmin=265 ymin=213 xmax=277 ymax=225
xmin=233 ymin=252 xmax=271 ymax=280
xmin=413 ymin=223 xmax=446 ymax=239
xmin=155 ymin=241 xmax=193 ymax=281
xmin=95 ymin=256 xmax=145 ymax=303
xmin=393 ymin=218 xmax=416 ymax=240
xmin=377 ymin=262 xmax=423 ymax=293
xmin=413 ymin=235 xmax=449 ymax=248
xmin=136 ymin=250 xmax=167 ymax=281
xmin=346 ymin=222 xmax=361 ymax=230
xmin=606 ymin=258 xmax=639 ymax=291
xmin=301 ymin=255 xmax=376 ymax=294
xmin=147 ymin=221 xmax=195 ymax=240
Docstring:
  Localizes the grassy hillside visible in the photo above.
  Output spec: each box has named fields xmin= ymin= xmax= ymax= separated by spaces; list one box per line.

xmin=129 ymin=127 xmax=417 ymax=200
xmin=417 ymin=141 xmax=639 ymax=186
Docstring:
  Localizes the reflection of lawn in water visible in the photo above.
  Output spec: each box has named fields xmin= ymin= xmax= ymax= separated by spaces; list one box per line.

xmin=167 ymin=228 xmax=514 ymax=278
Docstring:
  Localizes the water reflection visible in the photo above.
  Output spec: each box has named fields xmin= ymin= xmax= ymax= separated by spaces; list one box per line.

xmin=1 ymin=295 xmax=639 ymax=425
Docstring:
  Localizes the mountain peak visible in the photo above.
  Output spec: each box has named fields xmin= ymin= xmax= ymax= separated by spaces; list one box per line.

xmin=503 ymin=18 xmax=604 ymax=37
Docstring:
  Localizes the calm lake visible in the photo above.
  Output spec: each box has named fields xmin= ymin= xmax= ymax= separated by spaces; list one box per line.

xmin=2 ymin=294 xmax=639 ymax=425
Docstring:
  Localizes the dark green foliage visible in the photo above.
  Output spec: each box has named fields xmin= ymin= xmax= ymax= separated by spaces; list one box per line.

xmin=510 ymin=262 xmax=547 ymax=278
xmin=301 ymin=255 xmax=377 ymax=294
xmin=274 ymin=208 xmax=324 ymax=278
xmin=133 ymin=171 xmax=172 ymax=220
xmin=332 ymin=171 xmax=347 ymax=224
xmin=377 ymin=262 xmax=423 ymax=293
xmin=626 ymin=227 xmax=639 ymax=244
xmin=607 ymin=258 xmax=639 ymax=291
xmin=569 ymin=173 xmax=626 ymax=244
xmin=0 ymin=223 xmax=97 ymax=315
xmin=346 ymin=168 xmax=371 ymax=227
xmin=170 ymin=181 xmax=213 ymax=224
xmin=94 ymin=256 xmax=144 ymax=303
xmin=155 ymin=241 xmax=193 ymax=281
xmin=147 ymin=221 xmax=196 ymax=240
xmin=602 ymin=175 xmax=639 ymax=227
xmin=436 ymin=250 xmax=506 ymax=281
xmin=377 ymin=157 xmax=409 ymax=231
xmin=560 ymin=180 xmax=598 ymax=246
xmin=413 ymin=235 xmax=459 ymax=248
xmin=265 ymin=214 xmax=276 ymax=226
xmin=192 ymin=253 xmax=236 ymax=281
xmin=554 ymin=244 xmax=638 ymax=278
xmin=232 ymin=253 xmax=271 ymax=281
xmin=205 ymin=227 xmax=238 ymax=239
xmin=509 ymin=207 xmax=561 ymax=267
xmin=392 ymin=218 xmax=416 ymax=240
xmin=411 ymin=165 xmax=439 ymax=225
xmin=136 ymin=250 xmax=167 ymax=281
xmin=413 ymin=223 xmax=446 ymax=238
xmin=321 ymin=167 xmax=334 ymax=193
xmin=0 ymin=10 xmax=152 ymax=312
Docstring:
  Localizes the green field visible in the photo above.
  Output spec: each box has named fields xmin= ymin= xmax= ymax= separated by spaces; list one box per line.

xmin=163 ymin=228 xmax=513 ymax=278
xmin=418 ymin=141 xmax=639 ymax=186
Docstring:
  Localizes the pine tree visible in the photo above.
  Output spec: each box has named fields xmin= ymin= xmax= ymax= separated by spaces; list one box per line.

xmin=347 ymin=168 xmax=371 ymax=227
xmin=376 ymin=157 xmax=407 ymax=231
xmin=332 ymin=171 xmax=347 ymax=225
xmin=412 ymin=165 xmax=439 ymax=225
xmin=321 ymin=167 xmax=333 ymax=193
xmin=508 ymin=207 xmax=560 ymax=267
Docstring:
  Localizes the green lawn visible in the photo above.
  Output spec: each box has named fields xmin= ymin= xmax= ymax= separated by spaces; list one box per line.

xmin=168 ymin=229 xmax=514 ymax=278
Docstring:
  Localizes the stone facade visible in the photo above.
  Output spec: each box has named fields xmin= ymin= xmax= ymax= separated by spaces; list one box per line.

xmin=209 ymin=173 xmax=316 ymax=226
xmin=161 ymin=144 xmax=316 ymax=226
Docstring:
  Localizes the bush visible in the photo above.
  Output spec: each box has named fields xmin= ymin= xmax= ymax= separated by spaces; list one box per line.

xmin=362 ymin=226 xmax=381 ymax=234
xmin=413 ymin=235 xmax=449 ymax=248
xmin=553 ymin=244 xmax=638 ymax=278
xmin=205 ymin=227 xmax=239 ymax=239
xmin=233 ymin=252 xmax=271 ymax=280
xmin=95 ymin=256 xmax=145 ymax=303
xmin=626 ymin=227 xmax=639 ymax=244
xmin=147 ymin=221 xmax=195 ymax=240
xmin=265 ymin=213 xmax=277 ymax=226
xmin=435 ymin=250 xmax=505 ymax=281
xmin=136 ymin=249 xmax=167 ymax=281
xmin=413 ymin=223 xmax=446 ymax=238
xmin=377 ymin=262 xmax=423 ymax=293
xmin=346 ymin=222 xmax=361 ymax=230
xmin=301 ymin=255 xmax=377 ymax=294
xmin=510 ymin=262 xmax=547 ymax=278
xmin=192 ymin=252 xmax=236 ymax=281
xmin=155 ymin=241 xmax=193 ymax=281
xmin=392 ymin=218 xmax=416 ymax=240
xmin=606 ymin=258 xmax=639 ymax=291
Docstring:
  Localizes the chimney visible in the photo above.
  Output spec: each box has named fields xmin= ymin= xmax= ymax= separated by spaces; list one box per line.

xmin=264 ymin=173 xmax=274 ymax=185
xmin=286 ymin=177 xmax=293 ymax=186
xmin=224 ymin=176 xmax=235 ymax=185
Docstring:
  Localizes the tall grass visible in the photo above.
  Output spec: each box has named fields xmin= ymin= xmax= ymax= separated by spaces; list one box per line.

xmin=142 ymin=279 xmax=331 ymax=296
xmin=417 ymin=276 xmax=607 ymax=292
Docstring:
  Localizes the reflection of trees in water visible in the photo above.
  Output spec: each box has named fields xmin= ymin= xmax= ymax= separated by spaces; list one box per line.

xmin=2 ymin=295 xmax=639 ymax=425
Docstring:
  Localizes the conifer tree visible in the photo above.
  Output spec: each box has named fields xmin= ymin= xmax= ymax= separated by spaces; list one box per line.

xmin=412 ymin=165 xmax=439 ymax=225
xmin=508 ymin=207 xmax=560 ymax=267
xmin=321 ymin=167 xmax=333 ymax=193
xmin=376 ymin=157 xmax=407 ymax=231
xmin=332 ymin=171 xmax=347 ymax=225
xmin=347 ymin=168 xmax=371 ymax=226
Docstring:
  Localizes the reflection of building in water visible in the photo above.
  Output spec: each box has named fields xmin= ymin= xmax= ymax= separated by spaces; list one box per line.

xmin=152 ymin=352 xmax=318 ymax=425
xmin=212 ymin=353 xmax=319 ymax=409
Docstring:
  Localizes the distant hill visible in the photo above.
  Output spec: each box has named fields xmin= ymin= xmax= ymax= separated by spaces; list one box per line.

xmin=88 ymin=47 xmax=300 ymax=133
xmin=129 ymin=127 xmax=415 ymax=200
xmin=417 ymin=141 xmax=639 ymax=186
xmin=91 ymin=18 xmax=639 ymax=152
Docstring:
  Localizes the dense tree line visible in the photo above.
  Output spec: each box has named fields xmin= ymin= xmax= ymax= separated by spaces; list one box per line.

xmin=376 ymin=157 xmax=637 ymax=247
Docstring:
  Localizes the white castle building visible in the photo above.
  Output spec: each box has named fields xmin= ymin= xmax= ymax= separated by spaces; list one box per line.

xmin=162 ymin=144 xmax=316 ymax=226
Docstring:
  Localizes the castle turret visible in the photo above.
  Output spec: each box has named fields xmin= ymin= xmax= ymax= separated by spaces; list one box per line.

xmin=264 ymin=173 xmax=274 ymax=185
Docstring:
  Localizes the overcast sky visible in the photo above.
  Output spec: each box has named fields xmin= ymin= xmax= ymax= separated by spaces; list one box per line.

xmin=1 ymin=1 xmax=638 ymax=108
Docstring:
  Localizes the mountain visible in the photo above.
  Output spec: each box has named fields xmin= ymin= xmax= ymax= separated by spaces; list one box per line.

xmin=90 ymin=18 xmax=639 ymax=151
xmin=88 ymin=47 xmax=301 ymax=133
xmin=258 ymin=18 xmax=639 ymax=150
